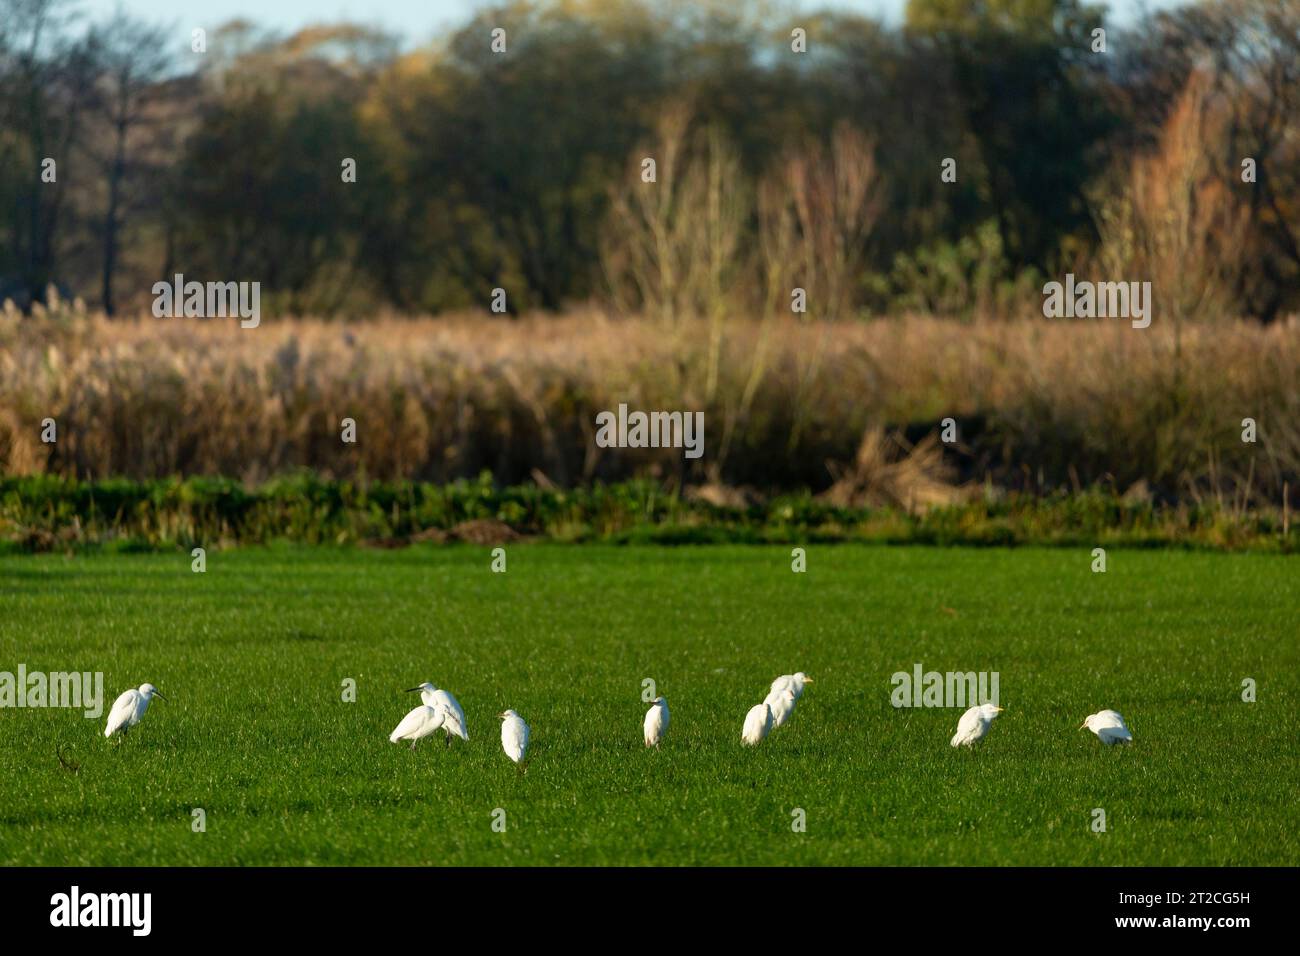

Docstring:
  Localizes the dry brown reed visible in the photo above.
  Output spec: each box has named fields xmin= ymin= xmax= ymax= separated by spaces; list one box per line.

xmin=2 ymin=305 xmax=1296 ymax=507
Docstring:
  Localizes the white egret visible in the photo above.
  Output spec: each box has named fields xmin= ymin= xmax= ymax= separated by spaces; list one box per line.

xmin=104 ymin=683 xmax=166 ymax=738
xmin=389 ymin=705 xmax=446 ymax=749
xmin=643 ymin=697 xmax=669 ymax=748
xmin=1080 ymin=709 xmax=1133 ymax=745
xmin=742 ymin=702 xmax=773 ymax=745
xmin=406 ymin=682 xmax=468 ymax=746
xmin=499 ymin=710 xmax=530 ymax=764
xmin=770 ymin=672 xmax=814 ymax=700
xmin=950 ymin=702 xmax=1004 ymax=747
xmin=763 ymin=687 xmax=798 ymax=728
xmin=769 ymin=671 xmax=811 ymax=702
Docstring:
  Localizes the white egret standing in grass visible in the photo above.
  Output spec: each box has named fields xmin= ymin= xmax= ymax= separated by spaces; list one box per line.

xmin=742 ymin=702 xmax=773 ymax=745
xmin=499 ymin=710 xmax=530 ymax=764
xmin=764 ymin=687 xmax=798 ymax=728
xmin=1080 ymin=709 xmax=1133 ymax=745
xmin=950 ymin=702 xmax=1004 ymax=747
xmin=643 ymin=697 xmax=669 ymax=748
xmin=389 ymin=705 xmax=446 ymax=750
xmin=770 ymin=672 xmax=814 ymax=701
xmin=104 ymin=683 xmax=166 ymax=738
xmin=406 ymin=682 xmax=468 ymax=746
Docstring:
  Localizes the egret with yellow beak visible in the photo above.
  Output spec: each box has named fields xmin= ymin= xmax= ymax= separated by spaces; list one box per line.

xmin=951 ymin=702 xmax=1004 ymax=747
xmin=1080 ymin=709 xmax=1133 ymax=745
xmin=104 ymin=683 xmax=167 ymax=738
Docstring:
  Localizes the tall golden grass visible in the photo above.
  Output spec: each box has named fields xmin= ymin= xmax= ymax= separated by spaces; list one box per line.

xmin=1 ymin=302 xmax=1296 ymax=507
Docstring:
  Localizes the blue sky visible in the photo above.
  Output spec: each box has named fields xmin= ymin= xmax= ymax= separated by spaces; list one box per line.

xmin=81 ymin=0 xmax=1190 ymax=44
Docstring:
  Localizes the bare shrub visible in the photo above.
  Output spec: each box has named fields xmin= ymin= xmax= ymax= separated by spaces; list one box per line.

xmin=1091 ymin=71 xmax=1248 ymax=325
xmin=761 ymin=125 xmax=882 ymax=321
xmin=600 ymin=104 xmax=750 ymax=326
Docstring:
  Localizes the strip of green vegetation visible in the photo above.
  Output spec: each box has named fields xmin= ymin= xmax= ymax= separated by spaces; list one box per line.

xmin=1 ymin=474 xmax=1293 ymax=553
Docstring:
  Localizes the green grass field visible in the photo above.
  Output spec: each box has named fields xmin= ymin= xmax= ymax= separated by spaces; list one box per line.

xmin=1 ymin=544 xmax=1296 ymax=866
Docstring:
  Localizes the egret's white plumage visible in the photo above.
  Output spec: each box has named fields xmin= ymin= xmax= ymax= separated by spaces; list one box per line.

xmin=770 ymin=672 xmax=813 ymax=701
xmin=389 ymin=705 xmax=446 ymax=749
xmin=499 ymin=709 xmax=530 ymax=764
xmin=742 ymin=702 xmax=773 ymax=745
xmin=763 ymin=687 xmax=798 ymax=728
xmin=950 ymin=702 xmax=1004 ymax=747
xmin=643 ymin=697 xmax=669 ymax=748
xmin=407 ymin=682 xmax=468 ymax=743
xmin=1080 ymin=709 xmax=1133 ymax=744
xmin=104 ymin=683 xmax=165 ymax=738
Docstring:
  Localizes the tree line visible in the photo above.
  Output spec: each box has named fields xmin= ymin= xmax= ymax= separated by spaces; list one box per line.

xmin=1 ymin=0 xmax=1297 ymax=320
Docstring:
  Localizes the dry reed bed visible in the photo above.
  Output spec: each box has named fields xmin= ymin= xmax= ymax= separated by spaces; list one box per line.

xmin=1 ymin=311 xmax=1296 ymax=503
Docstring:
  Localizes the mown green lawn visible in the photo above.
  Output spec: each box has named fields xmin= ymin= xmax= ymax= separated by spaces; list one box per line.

xmin=0 ymin=544 xmax=1295 ymax=865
